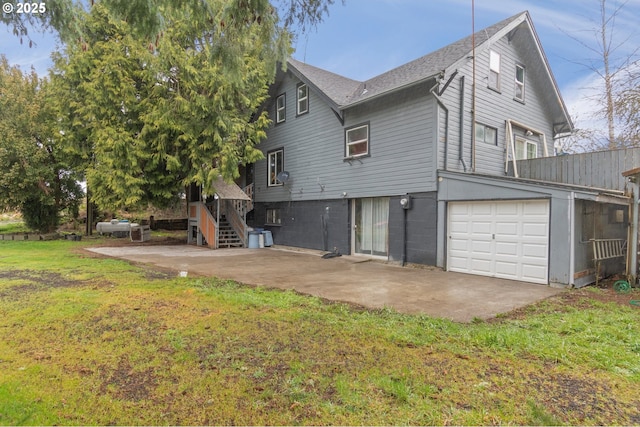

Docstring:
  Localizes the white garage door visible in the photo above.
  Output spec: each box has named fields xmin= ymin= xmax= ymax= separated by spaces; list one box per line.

xmin=447 ymin=200 xmax=549 ymax=284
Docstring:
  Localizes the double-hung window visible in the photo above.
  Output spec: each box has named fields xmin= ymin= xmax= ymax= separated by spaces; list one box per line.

xmin=515 ymin=137 xmax=537 ymax=160
xmin=296 ymin=83 xmax=308 ymax=115
xmin=489 ymin=50 xmax=501 ymax=91
xmin=515 ymin=64 xmax=525 ymax=102
xmin=268 ymin=149 xmax=284 ymax=186
xmin=276 ymin=94 xmax=286 ymax=123
xmin=345 ymin=123 xmax=369 ymax=158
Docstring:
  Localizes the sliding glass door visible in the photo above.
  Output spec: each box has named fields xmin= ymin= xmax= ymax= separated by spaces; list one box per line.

xmin=354 ymin=198 xmax=389 ymax=257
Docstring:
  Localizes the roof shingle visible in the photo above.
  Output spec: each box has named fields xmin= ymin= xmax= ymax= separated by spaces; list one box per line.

xmin=288 ymin=12 xmax=527 ymax=108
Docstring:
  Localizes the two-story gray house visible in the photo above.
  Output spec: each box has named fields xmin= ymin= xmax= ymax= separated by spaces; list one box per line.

xmin=239 ymin=11 xmax=629 ymax=287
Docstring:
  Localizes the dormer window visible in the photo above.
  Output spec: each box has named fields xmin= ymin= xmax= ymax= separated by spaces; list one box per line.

xmin=489 ymin=50 xmax=500 ymax=91
xmin=276 ymin=93 xmax=286 ymax=123
xmin=296 ymin=83 xmax=308 ymax=115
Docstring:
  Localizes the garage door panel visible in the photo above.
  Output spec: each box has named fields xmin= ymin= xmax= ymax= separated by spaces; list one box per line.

xmin=470 ymin=221 xmax=492 ymax=234
xmin=471 ymin=240 xmax=492 ymax=254
xmin=495 ymin=242 xmax=518 ymax=256
xmin=496 ymin=203 xmax=518 ymax=215
xmin=448 ymin=200 xmax=549 ymax=284
xmin=522 ymin=265 xmax=548 ymax=283
xmin=523 ymin=223 xmax=548 ymax=237
xmin=471 ymin=204 xmax=492 ymax=215
xmin=470 ymin=259 xmax=492 ymax=274
xmin=523 ymin=243 xmax=547 ymax=258
xmin=523 ymin=201 xmax=549 ymax=214
xmin=495 ymin=222 xmax=518 ymax=236
xmin=495 ymin=261 xmax=518 ymax=274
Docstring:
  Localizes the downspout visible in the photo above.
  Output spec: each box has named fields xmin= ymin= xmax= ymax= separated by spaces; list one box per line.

xmin=458 ymin=76 xmax=468 ymax=172
xmin=402 ymin=207 xmax=407 ymax=266
xmin=628 ymin=180 xmax=639 ymax=286
xmin=569 ymin=192 xmax=576 ymax=287
xmin=430 ymin=83 xmax=450 ymax=171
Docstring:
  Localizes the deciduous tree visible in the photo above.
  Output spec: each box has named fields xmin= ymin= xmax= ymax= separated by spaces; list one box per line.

xmin=0 ymin=56 xmax=82 ymax=232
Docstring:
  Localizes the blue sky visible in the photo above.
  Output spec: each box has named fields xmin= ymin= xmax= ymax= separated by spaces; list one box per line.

xmin=2 ymin=0 xmax=639 ymax=134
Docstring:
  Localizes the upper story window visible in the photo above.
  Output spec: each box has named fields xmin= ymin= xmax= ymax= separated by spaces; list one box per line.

xmin=515 ymin=137 xmax=537 ymax=160
xmin=475 ymin=123 xmax=497 ymax=145
xmin=345 ymin=123 xmax=369 ymax=158
xmin=515 ymin=64 xmax=525 ymax=102
xmin=275 ymin=93 xmax=286 ymax=123
xmin=296 ymin=83 xmax=308 ymax=115
xmin=268 ymin=149 xmax=284 ymax=186
xmin=489 ymin=50 xmax=501 ymax=91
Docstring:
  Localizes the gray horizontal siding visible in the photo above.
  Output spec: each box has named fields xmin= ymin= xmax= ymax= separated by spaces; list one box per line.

xmin=255 ymin=74 xmax=436 ymax=203
xmin=509 ymin=148 xmax=640 ymax=191
xmin=438 ymin=34 xmax=557 ymax=175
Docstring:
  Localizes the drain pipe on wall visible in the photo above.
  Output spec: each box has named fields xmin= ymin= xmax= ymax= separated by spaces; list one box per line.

xmin=622 ymin=168 xmax=640 ymax=286
xmin=458 ymin=75 xmax=468 ymax=172
xmin=630 ymin=187 xmax=638 ymax=286
xmin=429 ymin=81 xmax=451 ymax=171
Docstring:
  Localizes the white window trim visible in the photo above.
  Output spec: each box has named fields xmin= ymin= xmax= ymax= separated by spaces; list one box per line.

xmin=515 ymin=137 xmax=537 ymax=160
xmin=276 ymin=94 xmax=286 ymax=123
xmin=296 ymin=83 xmax=308 ymax=115
xmin=345 ymin=123 xmax=369 ymax=158
xmin=515 ymin=64 xmax=525 ymax=102
xmin=489 ymin=50 xmax=501 ymax=91
xmin=267 ymin=149 xmax=284 ymax=187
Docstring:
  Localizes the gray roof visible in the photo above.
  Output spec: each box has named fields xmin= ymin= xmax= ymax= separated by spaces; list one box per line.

xmin=287 ymin=12 xmax=527 ymax=108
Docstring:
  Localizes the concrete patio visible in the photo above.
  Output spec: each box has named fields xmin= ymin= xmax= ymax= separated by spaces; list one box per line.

xmin=86 ymin=245 xmax=564 ymax=323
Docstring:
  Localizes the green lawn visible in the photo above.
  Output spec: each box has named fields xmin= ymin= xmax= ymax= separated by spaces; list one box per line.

xmin=0 ymin=239 xmax=639 ymax=425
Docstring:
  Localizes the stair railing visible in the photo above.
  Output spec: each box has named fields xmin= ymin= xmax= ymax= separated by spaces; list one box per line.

xmin=189 ymin=201 xmax=218 ymax=248
xmin=222 ymin=199 xmax=248 ymax=247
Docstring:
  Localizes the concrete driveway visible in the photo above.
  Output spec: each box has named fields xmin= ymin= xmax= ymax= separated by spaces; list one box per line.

xmin=86 ymin=245 xmax=563 ymax=323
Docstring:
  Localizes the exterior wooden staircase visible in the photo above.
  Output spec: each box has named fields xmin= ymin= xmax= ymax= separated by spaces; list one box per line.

xmin=218 ymin=215 xmax=244 ymax=248
xmin=187 ymin=183 xmax=254 ymax=250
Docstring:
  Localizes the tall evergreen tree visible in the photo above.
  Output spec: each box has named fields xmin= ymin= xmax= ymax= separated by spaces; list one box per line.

xmin=51 ymin=1 xmax=282 ymax=210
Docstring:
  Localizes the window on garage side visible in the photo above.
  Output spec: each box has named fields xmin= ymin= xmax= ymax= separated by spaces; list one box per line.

xmin=475 ymin=123 xmax=497 ymax=145
xmin=268 ymin=149 xmax=284 ymax=186
xmin=345 ymin=123 xmax=369 ymax=158
xmin=515 ymin=137 xmax=537 ymax=160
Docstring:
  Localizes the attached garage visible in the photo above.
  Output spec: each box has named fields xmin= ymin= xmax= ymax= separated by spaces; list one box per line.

xmin=438 ymin=171 xmax=630 ymax=287
xmin=447 ymin=200 xmax=550 ymax=284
